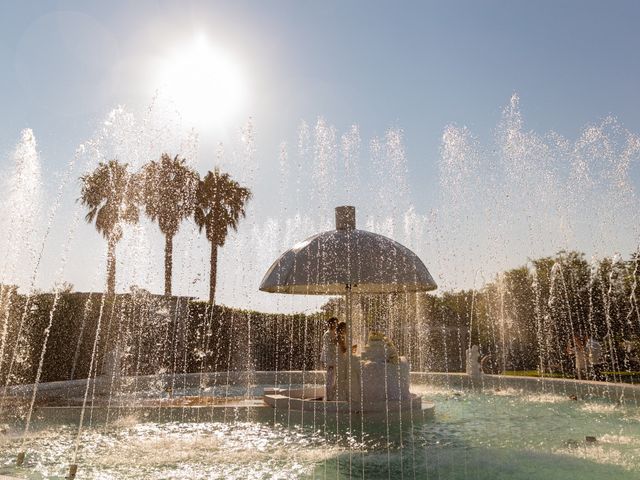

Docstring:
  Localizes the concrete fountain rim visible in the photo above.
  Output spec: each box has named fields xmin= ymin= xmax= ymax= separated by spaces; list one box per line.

xmin=4 ymin=371 xmax=639 ymax=401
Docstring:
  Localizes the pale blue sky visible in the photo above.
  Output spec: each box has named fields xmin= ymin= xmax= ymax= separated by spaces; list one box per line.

xmin=1 ymin=1 xmax=639 ymax=309
xmin=2 ymin=1 xmax=639 ymax=191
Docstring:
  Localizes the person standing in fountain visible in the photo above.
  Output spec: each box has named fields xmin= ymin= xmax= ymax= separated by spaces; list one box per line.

xmin=586 ymin=336 xmax=604 ymax=380
xmin=335 ymin=322 xmax=361 ymax=402
xmin=567 ymin=335 xmax=587 ymax=380
xmin=320 ymin=317 xmax=338 ymax=401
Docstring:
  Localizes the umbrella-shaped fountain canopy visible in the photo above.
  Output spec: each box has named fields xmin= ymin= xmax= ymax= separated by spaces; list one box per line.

xmin=259 ymin=206 xmax=437 ymax=295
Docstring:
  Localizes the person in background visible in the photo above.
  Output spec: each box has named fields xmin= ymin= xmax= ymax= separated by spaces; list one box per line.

xmin=567 ymin=335 xmax=587 ymax=380
xmin=320 ymin=317 xmax=338 ymax=401
xmin=585 ymin=336 xmax=604 ymax=380
xmin=621 ymin=337 xmax=640 ymax=369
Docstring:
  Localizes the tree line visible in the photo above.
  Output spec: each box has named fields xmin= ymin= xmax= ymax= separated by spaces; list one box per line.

xmin=323 ymin=250 xmax=640 ymax=377
xmin=466 ymin=249 xmax=640 ymax=376
xmin=79 ymin=154 xmax=251 ymax=303
xmin=0 ymin=290 xmax=324 ymax=387
xmin=3 ymin=250 xmax=638 ymax=385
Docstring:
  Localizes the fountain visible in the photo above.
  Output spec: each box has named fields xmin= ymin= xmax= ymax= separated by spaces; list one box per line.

xmin=260 ymin=206 xmax=435 ymax=416
xmin=0 ymin=96 xmax=639 ymax=479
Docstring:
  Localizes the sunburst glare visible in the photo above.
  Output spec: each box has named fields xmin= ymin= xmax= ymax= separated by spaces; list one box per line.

xmin=155 ymin=33 xmax=248 ymax=129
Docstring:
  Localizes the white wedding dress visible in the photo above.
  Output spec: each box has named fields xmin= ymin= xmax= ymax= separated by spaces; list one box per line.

xmin=335 ymin=348 xmax=361 ymax=403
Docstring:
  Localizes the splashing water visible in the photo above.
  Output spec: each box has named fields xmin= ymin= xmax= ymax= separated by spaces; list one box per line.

xmin=0 ymin=94 xmax=639 ymax=479
xmin=0 ymin=128 xmax=42 ymax=286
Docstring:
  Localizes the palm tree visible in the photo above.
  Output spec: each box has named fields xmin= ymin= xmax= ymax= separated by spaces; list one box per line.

xmin=141 ymin=154 xmax=199 ymax=296
xmin=194 ymin=169 xmax=251 ymax=304
xmin=80 ymin=160 xmax=139 ymax=294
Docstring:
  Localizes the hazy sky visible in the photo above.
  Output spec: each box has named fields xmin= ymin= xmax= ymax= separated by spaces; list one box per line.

xmin=1 ymin=1 xmax=639 ymax=311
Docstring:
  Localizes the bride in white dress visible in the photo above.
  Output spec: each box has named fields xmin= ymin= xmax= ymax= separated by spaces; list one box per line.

xmin=335 ymin=322 xmax=361 ymax=403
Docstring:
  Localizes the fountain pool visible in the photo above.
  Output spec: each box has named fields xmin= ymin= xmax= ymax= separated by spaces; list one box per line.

xmin=1 ymin=375 xmax=639 ymax=479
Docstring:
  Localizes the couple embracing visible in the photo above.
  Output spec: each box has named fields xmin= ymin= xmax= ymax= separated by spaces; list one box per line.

xmin=320 ymin=317 xmax=361 ymax=402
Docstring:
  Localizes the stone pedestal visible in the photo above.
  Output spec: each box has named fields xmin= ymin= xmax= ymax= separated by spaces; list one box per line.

xmin=466 ymin=345 xmax=482 ymax=379
xmin=360 ymin=339 xmax=411 ymax=407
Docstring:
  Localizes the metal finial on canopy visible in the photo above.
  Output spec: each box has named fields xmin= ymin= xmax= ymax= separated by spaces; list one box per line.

xmin=335 ymin=205 xmax=355 ymax=230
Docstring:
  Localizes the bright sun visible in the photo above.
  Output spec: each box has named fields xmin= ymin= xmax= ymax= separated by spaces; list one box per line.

xmin=156 ymin=34 xmax=248 ymax=129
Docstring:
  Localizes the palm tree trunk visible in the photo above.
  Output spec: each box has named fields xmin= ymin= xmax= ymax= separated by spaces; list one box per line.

xmin=209 ymin=241 xmax=218 ymax=304
xmin=107 ymin=237 xmax=117 ymax=295
xmin=165 ymin=234 xmax=173 ymax=296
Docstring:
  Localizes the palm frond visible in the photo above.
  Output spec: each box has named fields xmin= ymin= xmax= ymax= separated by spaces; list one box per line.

xmin=194 ymin=168 xmax=252 ymax=247
xmin=79 ymin=159 xmax=139 ymax=239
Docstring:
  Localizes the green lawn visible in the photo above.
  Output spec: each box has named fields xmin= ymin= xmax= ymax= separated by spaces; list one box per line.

xmin=502 ymin=370 xmax=640 ymax=383
xmin=502 ymin=370 xmax=569 ymax=378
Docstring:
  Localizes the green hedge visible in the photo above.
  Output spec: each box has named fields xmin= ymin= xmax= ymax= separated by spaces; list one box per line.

xmin=0 ymin=290 xmax=325 ymax=385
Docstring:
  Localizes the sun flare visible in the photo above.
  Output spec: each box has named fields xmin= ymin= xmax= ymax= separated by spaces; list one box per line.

xmin=156 ymin=34 xmax=248 ymax=129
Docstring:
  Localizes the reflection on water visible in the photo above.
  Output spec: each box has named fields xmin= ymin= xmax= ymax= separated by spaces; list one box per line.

xmin=1 ymin=386 xmax=639 ymax=479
